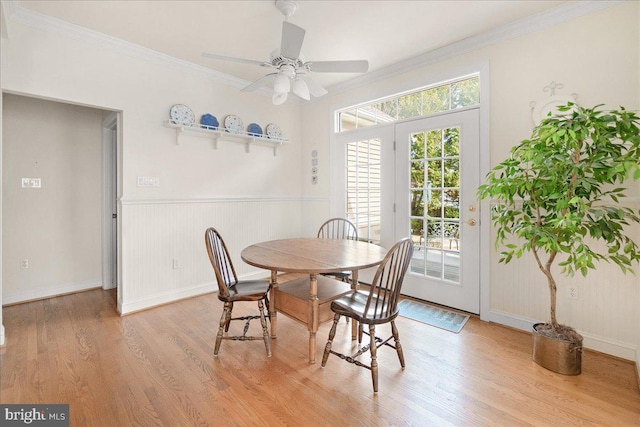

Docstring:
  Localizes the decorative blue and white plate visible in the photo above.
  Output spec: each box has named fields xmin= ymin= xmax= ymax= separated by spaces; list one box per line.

xmin=200 ymin=114 xmax=219 ymax=129
xmin=224 ymin=115 xmax=243 ymax=134
xmin=247 ymin=123 xmax=263 ymax=137
xmin=170 ymin=104 xmax=195 ymax=125
xmin=265 ymin=123 xmax=284 ymax=140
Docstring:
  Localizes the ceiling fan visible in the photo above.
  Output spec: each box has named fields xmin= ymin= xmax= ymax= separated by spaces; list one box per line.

xmin=202 ymin=0 xmax=369 ymax=105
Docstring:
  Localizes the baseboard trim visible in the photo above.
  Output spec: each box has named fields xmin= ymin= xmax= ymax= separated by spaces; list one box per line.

xmin=483 ymin=309 xmax=637 ymax=362
xmin=2 ymin=279 xmax=102 ymax=306
xmin=120 ymin=282 xmax=216 ymax=315
xmin=0 ymin=324 xmax=5 ymax=347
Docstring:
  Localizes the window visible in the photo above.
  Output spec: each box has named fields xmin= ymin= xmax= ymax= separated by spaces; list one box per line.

xmin=337 ymin=74 xmax=480 ymax=132
xmin=346 ymin=139 xmax=381 ymax=244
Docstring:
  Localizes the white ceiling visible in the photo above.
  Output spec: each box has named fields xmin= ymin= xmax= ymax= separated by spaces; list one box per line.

xmin=15 ymin=0 xmax=571 ymax=90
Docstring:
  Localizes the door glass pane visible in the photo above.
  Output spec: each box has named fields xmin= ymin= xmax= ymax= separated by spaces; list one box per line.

xmin=409 ymin=127 xmax=461 ymax=283
xmin=346 ymin=139 xmax=381 ymax=244
xmin=411 ymin=160 xmax=424 ymax=187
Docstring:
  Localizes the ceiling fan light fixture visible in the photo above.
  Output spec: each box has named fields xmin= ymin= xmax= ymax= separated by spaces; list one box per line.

xmin=292 ymin=78 xmax=310 ymax=100
xmin=272 ymin=92 xmax=288 ymax=105
xmin=274 ymin=73 xmax=291 ymax=94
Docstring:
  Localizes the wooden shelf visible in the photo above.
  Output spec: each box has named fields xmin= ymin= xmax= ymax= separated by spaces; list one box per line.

xmin=163 ymin=120 xmax=288 ymax=156
xmin=274 ymin=276 xmax=351 ymax=325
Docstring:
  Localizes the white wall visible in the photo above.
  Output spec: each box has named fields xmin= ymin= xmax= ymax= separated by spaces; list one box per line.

xmin=2 ymin=94 xmax=103 ymax=303
xmin=0 ymin=8 xmax=304 ymax=315
xmin=301 ymin=2 xmax=640 ymax=362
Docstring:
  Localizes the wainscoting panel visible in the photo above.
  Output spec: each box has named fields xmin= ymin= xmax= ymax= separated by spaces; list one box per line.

xmin=120 ymin=198 xmax=303 ymax=314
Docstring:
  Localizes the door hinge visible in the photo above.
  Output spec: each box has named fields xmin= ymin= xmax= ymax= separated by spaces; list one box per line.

xmin=393 ymin=140 xmax=396 ymax=151
xmin=393 ymin=203 xmax=396 ymax=213
xmin=112 ymin=214 xmax=117 ymax=219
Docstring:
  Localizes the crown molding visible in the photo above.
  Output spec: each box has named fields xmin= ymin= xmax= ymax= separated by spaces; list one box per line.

xmin=5 ymin=1 xmax=276 ymax=95
xmin=325 ymin=0 xmax=626 ymax=97
xmin=5 ymin=0 xmax=625 ymax=103
xmin=1 ymin=0 xmax=18 ymax=38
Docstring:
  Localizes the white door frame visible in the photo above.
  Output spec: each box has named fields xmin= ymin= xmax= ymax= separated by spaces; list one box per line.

xmin=329 ymin=62 xmax=491 ymax=319
xmin=101 ymin=112 xmax=120 ymax=293
xmin=395 ymin=108 xmax=481 ymax=313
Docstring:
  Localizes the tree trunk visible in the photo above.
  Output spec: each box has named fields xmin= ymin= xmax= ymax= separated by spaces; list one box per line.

xmin=532 ymin=247 xmax=560 ymax=331
xmin=546 ymin=272 xmax=560 ymax=331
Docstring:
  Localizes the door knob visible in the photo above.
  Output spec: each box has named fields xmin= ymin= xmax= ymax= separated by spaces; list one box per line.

xmin=466 ymin=219 xmax=477 ymax=226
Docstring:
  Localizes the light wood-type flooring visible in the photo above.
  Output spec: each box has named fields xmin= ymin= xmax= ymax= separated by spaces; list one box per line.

xmin=1 ymin=278 xmax=639 ymax=426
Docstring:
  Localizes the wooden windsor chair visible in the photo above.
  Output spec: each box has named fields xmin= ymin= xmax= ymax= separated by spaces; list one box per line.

xmin=205 ymin=227 xmax=271 ymax=357
xmin=321 ymin=237 xmax=413 ymax=392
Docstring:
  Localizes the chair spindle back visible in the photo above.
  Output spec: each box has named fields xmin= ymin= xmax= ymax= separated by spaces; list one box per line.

xmin=364 ymin=238 xmax=413 ymax=321
xmin=205 ymin=227 xmax=238 ymax=297
xmin=317 ymin=218 xmax=358 ymax=241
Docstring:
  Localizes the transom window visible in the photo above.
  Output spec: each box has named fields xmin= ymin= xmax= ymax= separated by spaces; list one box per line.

xmin=337 ymin=74 xmax=479 ymax=132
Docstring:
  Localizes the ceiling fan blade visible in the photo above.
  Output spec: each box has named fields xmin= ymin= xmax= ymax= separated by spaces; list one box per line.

xmin=307 ymin=60 xmax=369 ymax=73
xmin=280 ymin=21 xmax=305 ymax=59
xmin=202 ymin=52 xmax=269 ymax=67
xmin=241 ymin=74 xmax=277 ymax=92
xmin=299 ymin=75 xmax=328 ymax=98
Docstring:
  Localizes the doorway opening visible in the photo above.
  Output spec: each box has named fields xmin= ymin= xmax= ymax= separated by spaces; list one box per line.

xmin=1 ymin=93 xmax=120 ymax=309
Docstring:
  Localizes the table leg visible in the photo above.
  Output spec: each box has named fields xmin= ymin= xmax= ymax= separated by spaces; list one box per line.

xmin=270 ymin=270 xmax=278 ymax=339
xmin=308 ymin=273 xmax=319 ymax=364
xmin=351 ymin=270 xmax=359 ymax=340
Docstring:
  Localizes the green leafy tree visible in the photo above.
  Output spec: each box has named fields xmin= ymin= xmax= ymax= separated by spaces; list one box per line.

xmin=478 ymin=103 xmax=640 ymax=334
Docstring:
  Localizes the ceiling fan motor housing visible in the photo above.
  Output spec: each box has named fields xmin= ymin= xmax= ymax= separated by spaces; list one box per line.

xmin=275 ymin=0 xmax=298 ymax=19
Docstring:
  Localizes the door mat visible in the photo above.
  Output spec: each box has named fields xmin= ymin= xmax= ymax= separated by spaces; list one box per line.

xmin=398 ymin=299 xmax=470 ymax=333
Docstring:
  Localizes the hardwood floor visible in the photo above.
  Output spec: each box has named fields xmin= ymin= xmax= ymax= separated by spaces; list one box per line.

xmin=1 ymin=282 xmax=639 ymax=426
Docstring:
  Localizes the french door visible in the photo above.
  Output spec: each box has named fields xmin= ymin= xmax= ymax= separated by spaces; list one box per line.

xmin=395 ymin=108 xmax=480 ymax=313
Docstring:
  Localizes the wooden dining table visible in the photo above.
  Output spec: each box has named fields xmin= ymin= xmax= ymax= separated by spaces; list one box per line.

xmin=241 ymin=237 xmax=387 ymax=363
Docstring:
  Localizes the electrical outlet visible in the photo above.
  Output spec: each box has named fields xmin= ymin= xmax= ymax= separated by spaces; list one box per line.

xmin=567 ymin=286 xmax=578 ymax=299
xmin=172 ymin=259 xmax=180 ymax=270
xmin=21 ymin=259 xmax=29 ymax=269
xmin=21 ymin=178 xmax=41 ymax=188
xmin=137 ymin=176 xmax=160 ymax=187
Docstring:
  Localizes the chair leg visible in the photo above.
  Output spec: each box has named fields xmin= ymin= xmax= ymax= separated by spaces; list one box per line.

xmin=358 ymin=323 xmax=363 ymax=344
xmin=224 ymin=302 xmax=233 ymax=332
xmin=391 ymin=320 xmax=405 ymax=369
xmin=321 ymin=313 xmax=341 ymax=367
xmin=258 ymin=299 xmax=272 ymax=357
xmin=369 ymin=324 xmax=378 ymax=393
xmin=264 ymin=294 xmax=271 ymax=323
xmin=215 ymin=302 xmax=232 ymax=356
xmin=342 ymin=276 xmax=350 ymax=324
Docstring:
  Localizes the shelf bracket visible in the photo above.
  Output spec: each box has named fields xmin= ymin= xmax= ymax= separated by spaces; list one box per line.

xmin=175 ymin=127 xmax=185 ymax=145
xmin=246 ymin=138 xmax=256 ymax=154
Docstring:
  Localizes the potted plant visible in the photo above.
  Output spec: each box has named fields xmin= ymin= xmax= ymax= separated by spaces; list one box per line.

xmin=477 ymin=102 xmax=640 ymax=375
